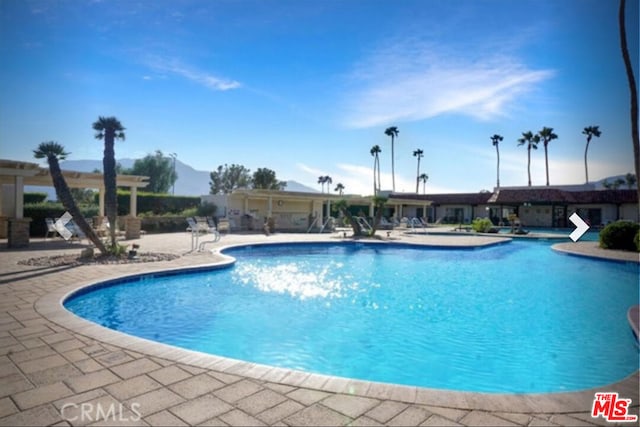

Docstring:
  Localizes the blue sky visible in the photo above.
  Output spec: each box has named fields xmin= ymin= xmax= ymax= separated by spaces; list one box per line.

xmin=1 ymin=0 xmax=638 ymax=195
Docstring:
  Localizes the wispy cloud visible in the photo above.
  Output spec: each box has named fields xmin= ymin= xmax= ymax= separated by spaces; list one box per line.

xmin=343 ymin=40 xmax=554 ymax=128
xmin=296 ymin=162 xmax=457 ymax=195
xmin=144 ymin=56 xmax=241 ymax=91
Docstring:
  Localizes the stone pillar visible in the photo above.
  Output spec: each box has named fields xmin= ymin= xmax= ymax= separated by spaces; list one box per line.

xmin=129 ymin=187 xmax=137 ymax=217
xmin=8 ymin=217 xmax=32 ymax=248
xmin=125 ymin=216 xmax=141 ymax=240
xmin=99 ymin=190 xmax=105 ymax=216
xmin=14 ymin=176 xmax=24 ymax=219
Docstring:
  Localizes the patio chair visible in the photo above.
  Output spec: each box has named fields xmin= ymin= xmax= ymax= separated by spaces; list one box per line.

xmin=45 ymin=218 xmax=59 ymax=240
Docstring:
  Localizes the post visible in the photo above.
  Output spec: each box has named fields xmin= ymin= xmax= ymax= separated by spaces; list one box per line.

xmin=170 ymin=153 xmax=177 ymax=195
xmin=14 ymin=176 xmax=24 ymax=219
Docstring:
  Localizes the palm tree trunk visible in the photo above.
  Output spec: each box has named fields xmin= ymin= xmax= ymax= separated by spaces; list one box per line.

xmin=103 ymin=136 xmax=118 ymax=248
xmin=415 ymin=157 xmax=420 ymax=193
xmin=376 ymin=155 xmax=381 ymax=193
xmin=391 ymin=136 xmax=395 ymax=192
xmin=544 ymin=144 xmax=550 ymax=186
xmin=372 ymin=158 xmax=377 ymax=195
xmin=48 ymin=156 xmax=107 ymax=254
xmin=495 ymin=145 xmax=500 ymax=189
xmin=619 ymin=0 xmax=640 ymax=216
xmin=527 ymin=146 xmax=532 ymax=186
xmin=584 ymin=140 xmax=590 ymax=183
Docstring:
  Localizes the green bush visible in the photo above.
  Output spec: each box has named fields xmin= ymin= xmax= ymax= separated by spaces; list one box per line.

xmin=24 ymin=192 xmax=48 ymax=204
xmin=471 ymin=217 xmax=493 ymax=233
xmin=599 ymin=221 xmax=640 ymax=252
xmin=635 ymin=230 xmax=640 ymax=252
xmin=196 ymin=202 xmax=217 ymax=217
xmin=99 ymin=191 xmax=201 ymax=215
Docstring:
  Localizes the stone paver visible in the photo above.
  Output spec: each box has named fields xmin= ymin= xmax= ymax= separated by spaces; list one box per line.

xmin=0 ymin=232 xmax=637 ymax=427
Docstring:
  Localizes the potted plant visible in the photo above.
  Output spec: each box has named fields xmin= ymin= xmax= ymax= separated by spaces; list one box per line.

xmin=128 ymin=243 xmax=140 ymax=259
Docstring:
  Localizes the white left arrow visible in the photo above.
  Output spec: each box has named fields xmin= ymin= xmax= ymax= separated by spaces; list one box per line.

xmin=569 ymin=212 xmax=589 ymax=242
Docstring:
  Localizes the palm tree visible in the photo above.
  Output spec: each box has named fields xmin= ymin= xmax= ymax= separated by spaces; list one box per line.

xmin=619 ymin=0 xmax=640 ymax=209
xmin=490 ymin=134 xmax=503 ymax=189
xmin=625 ymin=173 xmax=637 ymax=189
xmin=517 ymin=131 xmax=539 ymax=187
xmin=33 ymin=142 xmax=107 ymax=254
xmin=384 ymin=126 xmax=399 ymax=191
xmin=370 ymin=145 xmax=382 ymax=195
xmin=324 ymin=175 xmax=333 ymax=192
xmin=538 ymin=127 xmax=558 ymax=186
xmin=582 ymin=126 xmax=601 ymax=183
xmin=317 ymin=176 xmax=326 ymax=193
xmin=413 ymin=148 xmax=424 ymax=193
xmin=419 ymin=173 xmax=429 ymax=194
xmin=334 ymin=183 xmax=345 ymax=195
xmin=92 ymin=116 xmax=125 ymax=249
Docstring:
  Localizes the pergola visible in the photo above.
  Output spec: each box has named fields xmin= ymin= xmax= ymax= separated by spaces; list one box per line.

xmin=0 ymin=159 xmax=149 ymax=246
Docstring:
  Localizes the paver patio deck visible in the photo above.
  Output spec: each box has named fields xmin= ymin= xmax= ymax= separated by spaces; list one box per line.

xmin=0 ymin=230 xmax=638 ymax=426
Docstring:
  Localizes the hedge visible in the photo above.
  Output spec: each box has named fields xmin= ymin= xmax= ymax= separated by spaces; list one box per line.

xmin=599 ymin=221 xmax=640 ymax=252
xmin=95 ymin=191 xmax=201 ymax=215
xmin=24 ymin=192 xmax=48 ymax=204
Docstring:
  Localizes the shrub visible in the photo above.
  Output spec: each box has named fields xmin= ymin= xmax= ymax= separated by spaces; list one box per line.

xmin=196 ymin=202 xmax=217 ymax=217
xmin=471 ymin=217 xmax=493 ymax=233
xmin=599 ymin=221 xmax=640 ymax=252
xmin=96 ymin=191 xmax=201 ymax=215
xmin=24 ymin=192 xmax=48 ymax=204
xmin=635 ymin=230 xmax=640 ymax=252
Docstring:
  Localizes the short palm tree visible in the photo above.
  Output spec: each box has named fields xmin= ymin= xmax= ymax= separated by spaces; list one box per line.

xmin=538 ymin=127 xmax=558 ymax=186
xmin=33 ymin=142 xmax=107 ymax=254
xmin=413 ymin=148 xmax=424 ymax=193
xmin=370 ymin=145 xmax=382 ymax=195
xmin=334 ymin=183 xmax=345 ymax=195
xmin=517 ymin=131 xmax=539 ymax=187
xmin=419 ymin=173 xmax=429 ymax=194
xmin=490 ymin=134 xmax=503 ymax=189
xmin=384 ymin=126 xmax=399 ymax=191
xmin=582 ymin=126 xmax=601 ymax=183
xmin=93 ymin=116 xmax=125 ymax=249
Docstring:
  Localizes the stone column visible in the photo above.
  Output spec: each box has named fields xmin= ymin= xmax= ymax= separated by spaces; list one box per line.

xmin=125 ymin=216 xmax=142 ymax=240
xmin=8 ymin=217 xmax=32 ymax=248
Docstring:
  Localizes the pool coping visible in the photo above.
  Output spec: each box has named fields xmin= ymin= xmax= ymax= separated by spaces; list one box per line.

xmin=35 ymin=239 xmax=640 ymax=415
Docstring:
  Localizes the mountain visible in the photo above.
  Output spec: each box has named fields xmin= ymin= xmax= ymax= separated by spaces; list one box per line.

xmin=26 ymin=158 xmax=318 ymax=200
xmin=594 ymin=174 xmax=636 ymax=190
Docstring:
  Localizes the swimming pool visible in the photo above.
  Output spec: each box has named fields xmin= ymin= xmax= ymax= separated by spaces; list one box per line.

xmin=64 ymin=240 xmax=638 ymax=393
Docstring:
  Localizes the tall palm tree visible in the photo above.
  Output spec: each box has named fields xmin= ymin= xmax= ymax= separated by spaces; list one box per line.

xmin=334 ymin=183 xmax=345 ymax=195
xmin=370 ymin=145 xmax=381 ymax=195
xmin=33 ymin=142 xmax=107 ymax=254
xmin=582 ymin=126 xmax=601 ymax=183
xmin=324 ymin=176 xmax=333 ymax=192
xmin=619 ymin=0 xmax=640 ymax=209
xmin=384 ymin=126 xmax=399 ymax=191
xmin=92 ymin=116 xmax=125 ymax=249
xmin=413 ymin=148 xmax=424 ymax=193
xmin=490 ymin=134 xmax=503 ymax=189
xmin=419 ymin=173 xmax=429 ymax=194
xmin=517 ymin=131 xmax=539 ymax=187
xmin=317 ymin=176 xmax=326 ymax=193
xmin=538 ymin=127 xmax=558 ymax=186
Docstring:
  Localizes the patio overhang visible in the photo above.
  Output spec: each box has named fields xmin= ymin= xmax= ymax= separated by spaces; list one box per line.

xmin=0 ymin=158 xmax=149 ymax=219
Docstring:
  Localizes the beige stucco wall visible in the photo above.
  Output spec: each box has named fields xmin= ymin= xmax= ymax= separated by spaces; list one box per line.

xmin=519 ymin=205 xmax=553 ymax=227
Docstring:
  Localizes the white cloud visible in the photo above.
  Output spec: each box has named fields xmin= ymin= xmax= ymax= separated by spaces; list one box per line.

xmin=295 ymin=162 xmax=457 ymax=196
xmin=144 ymin=56 xmax=241 ymax=91
xmin=343 ymin=41 xmax=554 ymax=128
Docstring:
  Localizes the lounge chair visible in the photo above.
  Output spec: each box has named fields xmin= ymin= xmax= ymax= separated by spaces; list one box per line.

xmin=45 ymin=218 xmax=59 ymax=240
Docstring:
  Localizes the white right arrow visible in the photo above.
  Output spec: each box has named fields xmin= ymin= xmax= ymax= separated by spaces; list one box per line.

xmin=569 ymin=212 xmax=589 ymax=242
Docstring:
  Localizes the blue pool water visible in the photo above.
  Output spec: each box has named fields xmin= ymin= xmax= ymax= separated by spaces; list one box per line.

xmin=64 ymin=241 xmax=639 ymax=393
